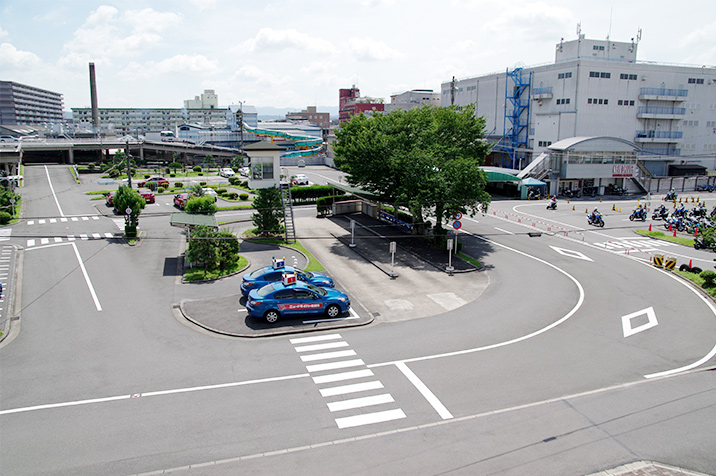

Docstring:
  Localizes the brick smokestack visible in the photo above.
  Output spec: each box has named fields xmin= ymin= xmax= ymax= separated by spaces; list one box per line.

xmin=89 ymin=62 xmax=100 ymax=130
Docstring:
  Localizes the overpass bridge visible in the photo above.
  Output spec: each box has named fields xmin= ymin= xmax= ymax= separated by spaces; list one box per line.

xmin=0 ymin=136 xmax=242 ymax=168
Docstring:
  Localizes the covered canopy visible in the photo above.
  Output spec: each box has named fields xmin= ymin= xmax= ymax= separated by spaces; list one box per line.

xmin=521 ymin=177 xmax=547 ymax=187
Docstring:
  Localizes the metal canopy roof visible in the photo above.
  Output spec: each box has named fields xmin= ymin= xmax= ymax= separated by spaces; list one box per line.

xmin=170 ymin=212 xmax=218 ymax=229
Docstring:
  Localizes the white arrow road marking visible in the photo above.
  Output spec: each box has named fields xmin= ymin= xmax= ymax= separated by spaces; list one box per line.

xmin=622 ymin=306 xmax=658 ymax=337
xmin=549 ymin=246 xmax=593 ymax=261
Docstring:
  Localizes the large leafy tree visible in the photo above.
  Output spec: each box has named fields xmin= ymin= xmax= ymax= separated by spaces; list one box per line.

xmin=333 ymin=105 xmax=491 ymax=234
xmin=112 ymin=185 xmax=145 ymax=237
xmin=251 ymin=186 xmax=284 ymax=236
xmin=186 ymin=226 xmax=240 ymax=274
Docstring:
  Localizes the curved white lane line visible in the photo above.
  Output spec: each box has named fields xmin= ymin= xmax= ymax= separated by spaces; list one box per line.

xmin=371 ymin=231 xmax=585 ymax=367
xmin=478 ymin=209 xmax=716 ymax=378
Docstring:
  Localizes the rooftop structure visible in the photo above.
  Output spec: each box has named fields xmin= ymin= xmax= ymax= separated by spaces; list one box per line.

xmin=339 ymin=86 xmax=384 ymax=123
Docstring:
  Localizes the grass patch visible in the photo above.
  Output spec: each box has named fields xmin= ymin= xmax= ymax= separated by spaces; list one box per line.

xmin=675 ymin=269 xmax=716 ymax=299
xmin=635 ymin=229 xmax=695 ymax=247
xmin=457 ymin=252 xmax=482 ymax=268
xmin=184 ymin=255 xmax=248 ymax=282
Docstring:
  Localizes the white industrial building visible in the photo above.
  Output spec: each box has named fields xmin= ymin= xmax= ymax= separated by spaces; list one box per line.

xmin=441 ymin=34 xmax=716 ymax=195
xmin=385 ymin=89 xmax=441 ymax=113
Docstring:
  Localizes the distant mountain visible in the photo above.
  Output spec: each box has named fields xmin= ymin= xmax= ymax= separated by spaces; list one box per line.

xmin=256 ymin=106 xmax=338 ymax=121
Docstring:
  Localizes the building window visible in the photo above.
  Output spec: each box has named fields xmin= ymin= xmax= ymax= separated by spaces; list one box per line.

xmin=620 ymin=73 xmax=637 ymax=80
xmin=589 ymin=71 xmax=599 ymax=78
xmin=688 ymin=78 xmax=705 ymax=84
xmin=593 ymin=45 xmax=605 ymax=51
xmin=558 ymin=72 xmax=573 ymax=79
xmin=600 ymin=72 xmax=611 ymax=78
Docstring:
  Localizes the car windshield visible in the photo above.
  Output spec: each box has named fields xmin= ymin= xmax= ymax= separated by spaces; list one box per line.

xmin=256 ymin=283 xmax=279 ymax=297
xmin=295 ymin=269 xmax=312 ymax=279
xmin=305 ymin=283 xmax=327 ymax=296
xmin=249 ymin=267 xmax=272 ymax=279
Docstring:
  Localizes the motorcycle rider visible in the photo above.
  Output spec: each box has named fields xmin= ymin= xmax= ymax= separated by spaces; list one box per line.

xmin=549 ymin=195 xmax=557 ymax=208
xmin=590 ymin=208 xmax=601 ymax=221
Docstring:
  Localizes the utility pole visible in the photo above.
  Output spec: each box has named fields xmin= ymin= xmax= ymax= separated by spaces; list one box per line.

xmin=126 ymin=140 xmax=132 ymax=188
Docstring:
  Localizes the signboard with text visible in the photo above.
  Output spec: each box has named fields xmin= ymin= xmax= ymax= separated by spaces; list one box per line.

xmin=612 ymin=164 xmax=635 ymax=177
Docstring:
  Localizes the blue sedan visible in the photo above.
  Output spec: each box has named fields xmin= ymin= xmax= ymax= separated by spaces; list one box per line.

xmin=240 ymin=265 xmax=334 ymax=297
xmin=246 ymin=281 xmax=350 ymax=324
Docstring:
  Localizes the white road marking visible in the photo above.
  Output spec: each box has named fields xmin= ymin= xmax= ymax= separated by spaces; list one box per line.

xmin=427 ymin=293 xmax=467 ymax=311
xmin=327 ymin=394 xmax=394 ymax=412
xmin=494 ymin=227 xmax=514 ymax=235
xmin=319 ymin=381 xmax=383 ymax=397
xmin=72 ymin=242 xmax=102 ymax=312
xmin=396 ymin=361 xmax=453 ymax=419
xmin=549 ymin=246 xmax=593 ymax=261
xmin=306 ymin=359 xmax=365 ymax=373
xmin=44 ymin=165 xmax=64 ymax=217
xmin=290 ymin=334 xmax=342 ymax=344
xmin=312 ymin=369 xmax=374 ymax=384
xmin=300 ymin=350 xmax=357 ymax=362
xmin=622 ymin=307 xmax=659 ymax=338
xmin=294 ymin=341 xmax=349 ymax=353
xmin=335 ymin=409 xmax=406 ymax=429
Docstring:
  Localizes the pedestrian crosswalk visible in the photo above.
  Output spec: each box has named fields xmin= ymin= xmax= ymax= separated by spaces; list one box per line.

xmin=27 ymin=216 xmax=100 ymax=225
xmin=290 ymin=334 xmax=406 ymax=429
xmin=26 ymin=233 xmax=115 ymax=248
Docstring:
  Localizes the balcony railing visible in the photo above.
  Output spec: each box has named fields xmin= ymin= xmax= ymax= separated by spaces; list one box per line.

xmin=532 ymin=86 xmax=553 ymax=95
xmin=640 ymin=147 xmax=681 ymax=156
xmin=635 ymin=130 xmax=683 ymax=140
xmin=639 ymin=87 xmax=688 ymax=98
xmin=637 ymin=106 xmax=686 ymax=115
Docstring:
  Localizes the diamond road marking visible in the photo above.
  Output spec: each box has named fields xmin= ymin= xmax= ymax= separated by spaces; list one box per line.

xmin=427 ymin=292 xmax=467 ymax=311
xmin=549 ymin=246 xmax=593 ymax=261
xmin=384 ymin=299 xmax=413 ymax=311
xmin=622 ymin=307 xmax=658 ymax=337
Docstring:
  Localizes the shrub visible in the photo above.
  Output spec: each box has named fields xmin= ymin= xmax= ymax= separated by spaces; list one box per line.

xmin=0 ymin=211 xmax=12 ymax=225
xmin=109 ymin=170 xmax=119 ymax=178
xmin=200 ymin=181 xmax=207 ymax=186
xmin=174 ymin=182 xmax=183 ymax=188
xmin=700 ymin=270 xmax=716 ymax=286
xmin=193 ymin=166 xmax=201 ymax=172
xmin=227 ymin=192 xmax=239 ymax=200
xmin=169 ymin=173 xmax=176 ymax=178
xmin=88 ymin=163 xmax=96 ymax=171
xmin=158 ymin=186 xmax=166 ymax=193
xmin=144 ymin=174 xmax=151 ymax=179
xmin=240 ymin=193 xmax=249 ymax=200
xmin=198 ymin=173 xmax=203 ymax=176
xmin=217 ymin=188 xmax=227 ymax=195
xmin=228 ymin=176 xmax=240 ymax=185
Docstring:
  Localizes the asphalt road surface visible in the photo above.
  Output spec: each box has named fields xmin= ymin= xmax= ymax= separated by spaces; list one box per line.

xmin=0 ymin=165 xmax=714 ymax=476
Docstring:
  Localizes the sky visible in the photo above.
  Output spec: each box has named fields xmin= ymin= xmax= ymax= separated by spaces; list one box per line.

xmin=1 ymin=0 xmax=715 ymax=114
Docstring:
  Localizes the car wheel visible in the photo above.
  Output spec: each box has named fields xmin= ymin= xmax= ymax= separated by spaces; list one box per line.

xmin=325 ymin=304 xmax=341 ymax=318
xmin=679 ymin=264 xmax=692 ymax=272
xmin=264 ymin=310 xmax=280 ymax=324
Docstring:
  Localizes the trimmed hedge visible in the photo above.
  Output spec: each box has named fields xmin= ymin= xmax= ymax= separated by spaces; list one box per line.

xmin=290 ymin=185 xmax=335 ymax=205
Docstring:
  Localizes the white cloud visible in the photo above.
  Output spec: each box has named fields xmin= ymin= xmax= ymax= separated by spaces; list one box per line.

xmin=484 ymin=1 xmax=573 ymax=42
xmin=347 ymin=37 xmax=404 ymax=61
xmin=0 ymin=26 xmax=9 ymax=39
xmin=123 ymin=8 xmax=181 ymax=34
xmin=189 ymin=0 xmax=218 ymax=11
xmin=242 ymin=28 xmax=339 ymax=55
xmin=119 ymin=54 xmax=220 ymax=79
xmin=0 ymin=42 xmax=43 ymax=69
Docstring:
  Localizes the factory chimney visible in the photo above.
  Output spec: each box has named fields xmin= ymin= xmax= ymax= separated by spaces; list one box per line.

xmin=89 ymin=63 xmax=100 ymax=132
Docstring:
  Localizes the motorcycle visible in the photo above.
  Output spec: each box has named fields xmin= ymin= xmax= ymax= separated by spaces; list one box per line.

xmin=546 ymin=201 xmax=557 ymax=210
xmin=528 ymin=189 xmax=541 ymax=200
xmin=672 ymin=206 xmax=688 ymax=218
xmin=629 ymin=208 xmax=647 ymax=221
xmin=587 ymin=214 xmax=604 ymax=227
xmin=561 ymin=189 xmax=582 ymax=198
xmin=652 ymin=206 xmax=669 ymax=220
xmin=664 ymin=191 xmax=678 ymax=201
xmin=694 ymin=236 xmax=716 ymax=252
xmin=664 ymin=216 xmax=686 ymax=232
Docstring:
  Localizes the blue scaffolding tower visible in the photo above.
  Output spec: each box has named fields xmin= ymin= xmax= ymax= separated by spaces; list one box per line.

xmin=499 ymin=67 xmax=532 ymax=169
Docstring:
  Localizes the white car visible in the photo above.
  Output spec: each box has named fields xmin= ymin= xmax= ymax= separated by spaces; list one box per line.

xmin=202 ymin=188 xmax=218 ymax=201
xmin=219 ymin=167 xmax=236 ymax=178
xmin=238 ymin=167 xmax=250 ymax=177
xmin=291 ymin=174 xmax=309 ymax=185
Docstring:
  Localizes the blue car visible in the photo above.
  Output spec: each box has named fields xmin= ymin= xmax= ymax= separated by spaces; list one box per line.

xmin=240 ymin=265 xmax=334 ymax=297
xmin=246 ymin=281 xmax=350 ymax=324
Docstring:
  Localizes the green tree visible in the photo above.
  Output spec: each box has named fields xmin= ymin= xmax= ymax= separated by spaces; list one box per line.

xmin=112 ymin=185 xmax=145 ymax=237
xmin=186 ymin=226 xmax=217 ymax=272
xmin=333 ymin=105 xmax=491 ymax=234
xmin=168 ymin=161 xmax=183 ymax=174
xmin=251 ymin=186 xmax=284 ymax=235
xmin=185 ymin=195 xmax=217 ymax=215
xmin=185 ymin=226 xmax=240 ymax=274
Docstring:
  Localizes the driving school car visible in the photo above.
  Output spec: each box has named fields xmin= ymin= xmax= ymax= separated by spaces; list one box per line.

xmin=246 ymin=279 xmax=350 ymax=324
xmin=240 ymin=265 xmax=334 ymax=297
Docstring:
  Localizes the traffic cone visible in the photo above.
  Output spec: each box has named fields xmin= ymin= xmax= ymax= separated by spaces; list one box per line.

xmin=572 ymin=205 xmax=575 ymax=211
xmin=669 ymin=223 xmax=673 ymax=231
xmin=586 ymin=209 xmax=589 ymax=213
xmin=689 ymin=259 xmax=693 ymax=268
xmin=673 ymin=229 xmax=677 ymax=237
xmin=649 ymin=223 xmax=652 ymax=231
xmin=612 ymin=204 xmax=615 ymax=211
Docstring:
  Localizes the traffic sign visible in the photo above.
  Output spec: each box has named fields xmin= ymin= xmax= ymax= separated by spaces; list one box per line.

xmin=453 ymin=212 xmax=463 ymax=220
xmin=452 ymin=220 xmax=462 ymax=230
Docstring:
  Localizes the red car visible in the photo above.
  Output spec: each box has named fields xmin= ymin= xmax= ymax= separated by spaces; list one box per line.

xmin=106 ymin=189 xmax=155 ymax=207
xmin=137 ymin=176 xmax=170 ymax=188
xmin=173 ymin=193 xmax=190 ymax=209
xmin=138 ymin=188 xmax=155 ymax=203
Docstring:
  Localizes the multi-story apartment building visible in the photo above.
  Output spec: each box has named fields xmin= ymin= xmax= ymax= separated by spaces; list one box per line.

xmin=0 ymin=81 xmax=64 ymax=126
xmin=184 ymin=89 xmax=218 ymax=109
xmin=72 ymin=106 xmax=227 ymax=135
xmin=286 ymin=106 xmax=330 ymax=129
xmin=339 ymin=86 xmax=384 ymax=123
xmin=441 ymin=35 xmax=716 ymax=171
xmin=385 ymin=89 xmax=441 ymax=113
